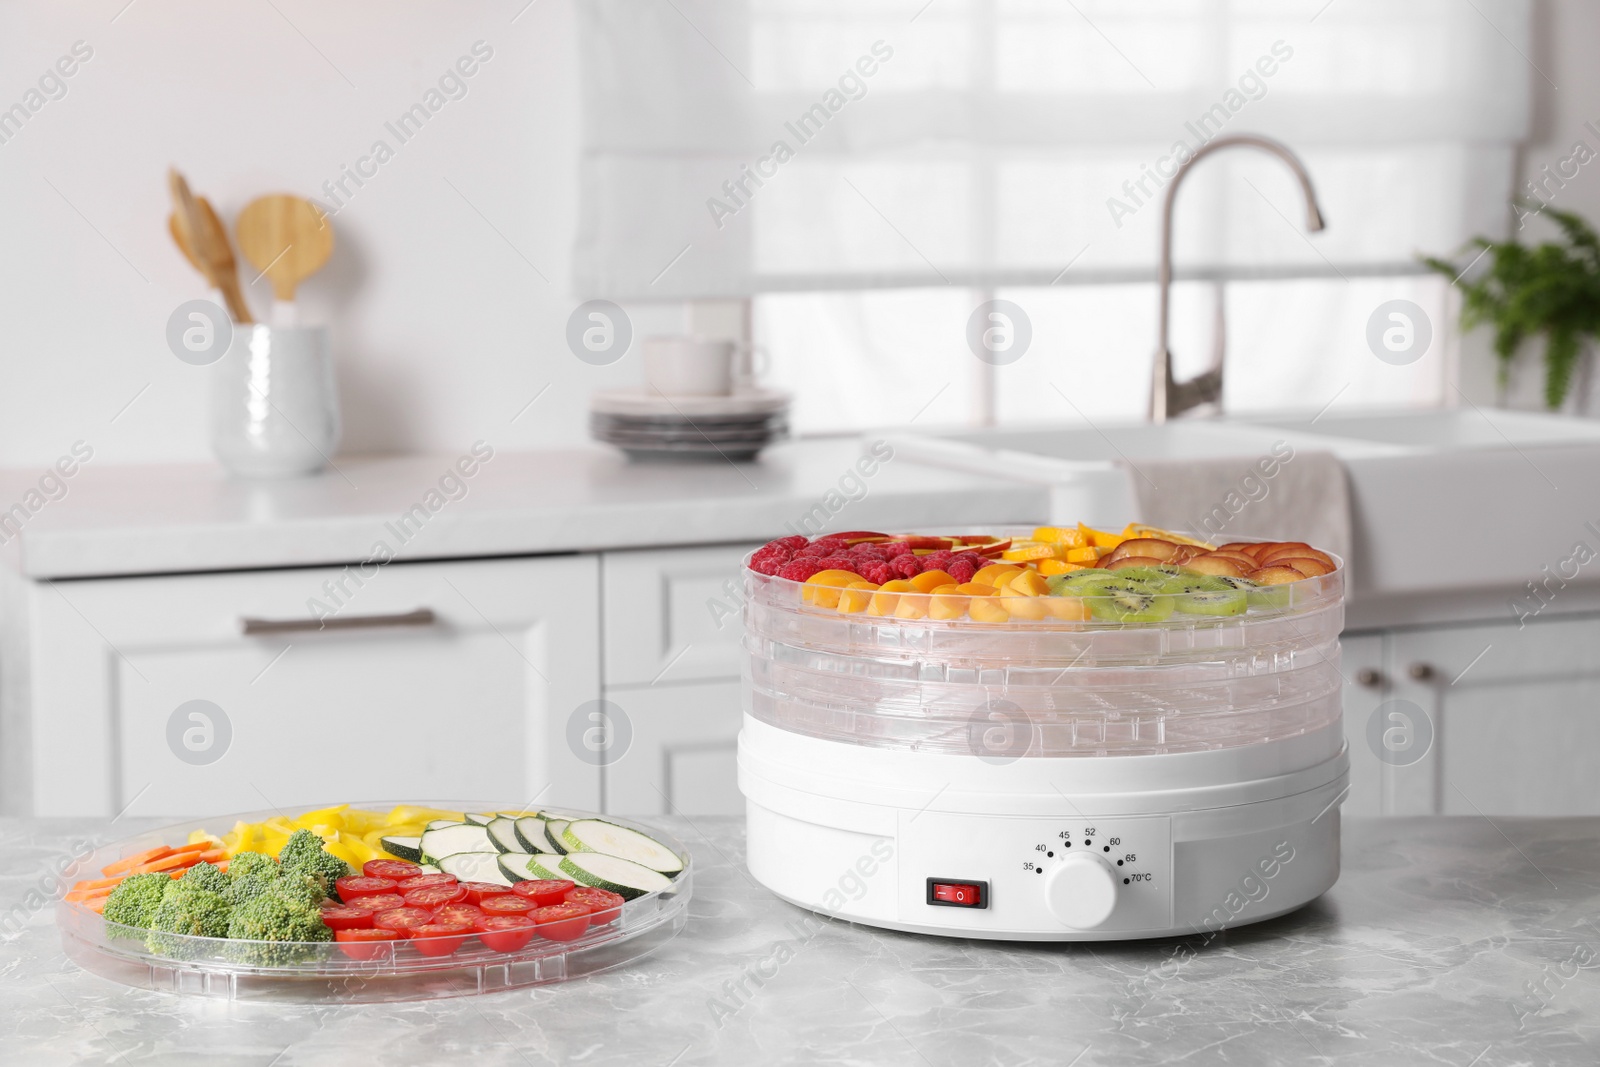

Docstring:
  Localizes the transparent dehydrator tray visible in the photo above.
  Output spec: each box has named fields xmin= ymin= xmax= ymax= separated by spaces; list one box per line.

xmin=741 ymin=531 xmax=1346 ymax=756
xmin=55 ymin=803 xmax=692 ymax=1003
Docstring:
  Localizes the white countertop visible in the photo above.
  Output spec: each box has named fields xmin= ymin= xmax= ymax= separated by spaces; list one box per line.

xmin=0 ymin=439 xmax=1048 ymax=579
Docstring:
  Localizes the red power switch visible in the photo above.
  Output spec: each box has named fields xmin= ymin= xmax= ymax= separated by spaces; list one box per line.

xmin=930 ymin=881 xmax=984 ymax=907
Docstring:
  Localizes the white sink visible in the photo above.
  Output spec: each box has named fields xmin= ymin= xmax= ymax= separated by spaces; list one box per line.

xmin=885 ymin=407 xmax=1600 ymax=618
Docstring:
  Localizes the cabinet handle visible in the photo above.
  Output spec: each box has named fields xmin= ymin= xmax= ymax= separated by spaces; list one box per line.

xmin=1408 ymin=662 xmax=1436 ymax=682
xmin=240 ymin=607 xmax=436 ymax=635
xmin=1355 ymin=668 xmax=1385 ymax=689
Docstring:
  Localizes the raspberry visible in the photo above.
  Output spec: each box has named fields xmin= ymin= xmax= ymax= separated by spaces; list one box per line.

xmin=952 ymin=552 xmax=986 ymax=569
xmin=796 ymin=538 xmax=847 ymax=558
xmin=751 ymin=554 xmax=789 ymax=576
xmin=891 ymin=554 xmax=924 ymax=579
xmin=777 ymin=558 xmax=830 ymax=582
xmin=923 ymin=551 xmax=955 ymax=568
xmin=948 ymin=559 xmax=978 ymax=584
xmin=849 ymin=543 xmax=889 ymax=558
xmin=815 ymin=556 xmax=859 ymax=575
xmin=882 ymin=542 xmax=916 ymax=559
xmin=750 ymin=543 xmax=797 ymax=568
xmin=764 ymin=535 xmax=808 ymax=553
xmin=859 ymin=562 xmax=894 ymax=585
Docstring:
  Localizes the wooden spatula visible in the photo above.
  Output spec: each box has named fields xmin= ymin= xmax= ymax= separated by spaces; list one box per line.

xmin=235 ymin=195 xmax=334 ymax=307
xmin=168 ymin=168 xmax=253 ymax=323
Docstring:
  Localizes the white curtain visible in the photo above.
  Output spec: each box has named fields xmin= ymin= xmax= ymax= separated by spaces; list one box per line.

xmin=574 ymin=0 xmax=1531 ymax=300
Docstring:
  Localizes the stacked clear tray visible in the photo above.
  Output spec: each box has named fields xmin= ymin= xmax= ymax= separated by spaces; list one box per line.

xmin=56 ymin=803 xmax=691 ymax=1003
xmin=742 ymin=546 xmax=1344 ymax=758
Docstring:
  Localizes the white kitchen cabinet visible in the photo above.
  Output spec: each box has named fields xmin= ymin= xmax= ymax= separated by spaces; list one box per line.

xmin=23 ymin=556 xmax=601 ymax=818
xmin=600 ymin=680 xmax=744 ymax=817
xmin=601 ymin=542 xmax=764 ymax=686
xmin=1338 ymin=633 xmax=1386 ymax=818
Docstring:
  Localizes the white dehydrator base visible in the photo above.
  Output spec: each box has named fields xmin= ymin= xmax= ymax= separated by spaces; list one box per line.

xmin=739 ymin=715 xmax=1348 ymax=941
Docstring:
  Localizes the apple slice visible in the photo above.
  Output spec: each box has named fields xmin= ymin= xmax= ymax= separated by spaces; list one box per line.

xmin=1106 ymin=538 xmax=1181 ymax=563
xmin=1274 ymin=556 xmax=1333 ymax=578
xmin=1248 ymin=565 xmax=1306 ymax=585
xmin=1261 ymin=545 xmax=1335 ymax=569
xmin=1181 ymin=555 xmax=1247 ymax=578
xmin=1106 ymin=556 xmax=1171 ymax=571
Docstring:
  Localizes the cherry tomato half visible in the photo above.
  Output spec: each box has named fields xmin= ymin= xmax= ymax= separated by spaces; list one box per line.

xmin=397 ymin=873 xmax=458 ymax=892
xmin=364 ymin=859 xmax=422 ymax=881
xmin=319 ymin=905 xmax=377 ymax=931
xmin=372 ymin=906 xmax=435 ymax=937
xmin=404 ymin=884 xmax=467 ymax=910
xmin=347 ymin=893 xmax=406 ymax=914
xmin=511 ymin=879 xmax=575 ymax=907
xmin=335 ymin=927 xmax=402 ymax=961
xmin=335 ymin=876 xmax=399 ymax=901
xmin=532 ymin=903 xmax=592 ymax=942
xmin=459 ymin=881 xmax=513 ymax=906
xmin=477 ymin=915 xmax=538 ymax=953
xmin=564 ymin=887 xmax=625 ymax=925
xmin=411 ymin=922 xmax=473 ymax=957
xmin=479 ymin=895 xmax=535 ymax=917
xmin=435 ymin=903 xmax=485 ymax=928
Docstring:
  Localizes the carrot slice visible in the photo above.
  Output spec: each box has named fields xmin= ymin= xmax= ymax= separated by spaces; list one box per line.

xmin=130 ymin=852 xmax=200 ymax=875
xmin=102 ymin=845 xmax=171 ymax=877
xmin=167 ymin=841 xmax=213 ymax=857
xmin=86 ymin=897 xmax=107 ymax=914
xmin=72 ymin=875 xmax=125 ymax=893
xmin=64 ymin=886 xmax=114 ymax=902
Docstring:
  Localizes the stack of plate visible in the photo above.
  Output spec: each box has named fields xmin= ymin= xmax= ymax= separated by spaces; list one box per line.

xmin=590 ymin=388 xmax=790 ymax=461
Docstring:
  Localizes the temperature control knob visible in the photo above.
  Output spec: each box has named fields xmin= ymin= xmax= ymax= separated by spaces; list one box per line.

xmin=1044 ymin=853 xmax=1119 ymax=929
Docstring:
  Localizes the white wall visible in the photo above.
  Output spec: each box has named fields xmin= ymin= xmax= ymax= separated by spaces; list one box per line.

xmin=0 ymin=1 xmax=1591 ymax=469
xmin=0 ymin=0 xmax=682 ymax=468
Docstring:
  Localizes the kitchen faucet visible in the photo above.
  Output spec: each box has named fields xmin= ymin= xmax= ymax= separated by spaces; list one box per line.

xmin=1150 ymin=134 xmax=1326 ymax=423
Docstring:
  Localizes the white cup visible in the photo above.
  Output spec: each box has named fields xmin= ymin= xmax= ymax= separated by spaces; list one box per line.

xmin=643 ymin=336 xmax=764 ymax=396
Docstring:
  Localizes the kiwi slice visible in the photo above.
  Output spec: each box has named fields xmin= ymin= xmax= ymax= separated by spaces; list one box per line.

xmin=1160 ymin=574 xmax=1248 ymax=617
xmin=1105 ymin=564 xmax=1183 ymax=586
xmin=1049 ymin=571 xmax=1122 ymax=596
xmin=1085 ymin=579 xmax=1176 ymax=624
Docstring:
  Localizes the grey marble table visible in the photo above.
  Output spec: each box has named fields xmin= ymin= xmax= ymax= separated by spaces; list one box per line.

xmin=4 ymin=816 xmax=1598 ymax=1066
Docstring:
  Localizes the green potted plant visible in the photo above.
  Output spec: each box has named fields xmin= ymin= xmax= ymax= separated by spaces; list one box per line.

xmin=1423 ymin=206 xmax=1600 ymax=410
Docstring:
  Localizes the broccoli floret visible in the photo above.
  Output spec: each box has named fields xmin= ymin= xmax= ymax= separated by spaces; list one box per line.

xmin=269 ymin=872 xmax=328 ymax=909
xmin=277 ymin=830 xmax=352 ymax=899
xmin=145 ymin=886 xmax=231 ymax=959
xmin=178 ymin=860 xmax=230 ymax=894
xmin=228 ymin=851 xmax=278 ymax=881
xmin=225 ymin=891 xmax=332 ymax=967
xmin=101 ymin=873 xmax=171 ymax=932
xmin=222 ymin=873 xmax=277 ymax=908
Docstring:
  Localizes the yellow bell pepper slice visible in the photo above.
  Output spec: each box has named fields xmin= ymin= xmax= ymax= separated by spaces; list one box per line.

xmin=1032 ymin=526 xmax=1087 ymax=547
xmin=1120 ymin=523 xmax=1215 ymax=549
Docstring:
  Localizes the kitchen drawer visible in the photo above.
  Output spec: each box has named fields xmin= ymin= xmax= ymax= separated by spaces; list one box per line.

xmin=25 ymin=556 xmax=602 ymax=817
xmin=601 ymin=680 xmax=744 ymax=816
xmin=601 ymin=542 xmax=763 ymax=686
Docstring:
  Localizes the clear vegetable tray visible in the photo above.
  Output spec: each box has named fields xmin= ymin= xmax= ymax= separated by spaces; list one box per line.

xmin=742 ymin=533 xmax=1346 ymax=757
xmin=55 ymin=803 xmax=692 ymax=1003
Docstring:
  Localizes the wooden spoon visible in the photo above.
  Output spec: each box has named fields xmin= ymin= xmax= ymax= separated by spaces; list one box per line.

xmin=168 ymin=168 xmax=253 ymax=323
xmin=235 ymin=195 xmax=334 ymax=305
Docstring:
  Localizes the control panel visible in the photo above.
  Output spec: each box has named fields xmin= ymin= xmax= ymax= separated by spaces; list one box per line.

xmin=897 ymin=810 xmax=1173 ymax=934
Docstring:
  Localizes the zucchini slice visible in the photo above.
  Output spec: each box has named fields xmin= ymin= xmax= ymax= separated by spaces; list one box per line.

xmin=558 ymin=853 xmax=671 ymax=900
xmin=418 ymin=864 xmax=441 ymax=874
xmin=426 ymin=819 xmax=464 ymax=831
xmin=487 ymin=817 xmax=522 ymax=854
xmin=419 ymin=823 xmax=494 ymax=863
xmin=543 ymin=819 xmax=571 ymax=855
xmin=512 ymin=817 xmax=549 ymax=854
xmin=436 ymin=852 xmax=513 ymax=886
xmin=496 ymin=851 xmax=563 ymax=884
xmin=561 ymin=820 xmax=684 ymax=874
xmin=463 ymin=813 xmax=494 ymax=826
xmin=380 ymin=835 xmax=423 ymax=863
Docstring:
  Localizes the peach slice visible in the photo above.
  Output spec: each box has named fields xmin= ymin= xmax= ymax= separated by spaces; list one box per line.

xmin=1044 ymin=595 xmax=1093 ymax=621
xmin=1274 ymin=556 xmax=1333 ymax=578
xmin=999 ymin=592 xmax=1050 ymax=620
xmin=894 ymin=594 xmax=930 ymax=619
xmin=1181 ymin=555 xmax=1247 ymax=578
xmin=802 ymin=569 xmax=863 ymax=609
xmin=868 ymin=579 xmax=916 ymax=616
xmin=967 ymin=596 xmax=1011 ymax=623
xmin=1261 ymin=545 xmax=1335 ymax=569
xmin=1106 ymin=538 xmax=1180 ymax=562
xmin=1106 ymin=556 xmax=1170 ymax=571
xmin=973 ymin=564 xmax=1023 ymax=587
xmin=1248 ymin=566 xmax=1307 ymax=585
xmin=1202 ymin=550 xmax=1259 ymax=568
xmin=835 ymin=580 xmax=879 ymax=614
xmin=928 ymin=583 xmax=969 ymax=620
xmin=909 ymin=569 xmax=957 ymax=593
xmin=1007 ymin=570 xmax=1051 ymax=597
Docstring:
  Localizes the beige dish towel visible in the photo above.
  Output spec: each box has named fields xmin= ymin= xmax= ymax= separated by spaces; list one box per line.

xmin=1123 ymin=448 xmax=1354 ymax=578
